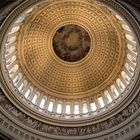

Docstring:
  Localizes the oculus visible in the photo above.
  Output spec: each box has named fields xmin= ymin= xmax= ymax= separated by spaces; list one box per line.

xmin=53 ymin=24 xmax=91 ymax=62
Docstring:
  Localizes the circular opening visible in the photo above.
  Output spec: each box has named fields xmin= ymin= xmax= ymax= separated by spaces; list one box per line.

xmin=52 ymin=24 xmax=91 ymax=62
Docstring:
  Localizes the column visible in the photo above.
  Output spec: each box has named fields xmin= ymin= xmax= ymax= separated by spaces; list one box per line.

xmin=5 ymin=51 xmax=17 ymax=61
xmin=53 ymin=98 xmax=58 ymax=113
xmin=5 ymin=42 xmax=17 ymax=48
xmin=95 ymin=96 xmax=101 ymax=110
xmin=8 ymin=32 xmax=19 ymax=38
xmin=16 ymin=76 xmax=24 ymax=89
xmin=27 ymin=88 xmax=37 ymax=101
xmin=22 ymin=82 xmax=31 ymax=96
xmin=87 ymin=98 xmax=92 ymax=112
xmin=79 ymin=99 xmax=82 ymax=115
xmin=36 ymin=93 xmax=43 ymax=107
xmin=11 ymin=68 xmax=20 ymax=79
xmin=7 ymin=61 xmax=17 ymax=71
xmin=62 ymin=100 xmax=66 ymax=116
xmin=45 ymin=96 xmax=51 ymax=110
xmin=127 ymin=59 xmax=136 ymax=69
xmin=71 ymin=100 xmax=74 ymax=115
xmin=114 ymin=82 xmax=121 ymax=94
xmin=43 ymin=96 xmax=48 ymax=110
xmin=123 ymin=67 xmax=133 ymax=78
xmin=101 ymin=92 xmax=108 ymax=105
xmin=108 ymin=88 xmax=116 ymax=100
xmin=119 ymin=75 xmax=127 ymax=87
xmin=127 ymin=49 xmax=137 ymax=58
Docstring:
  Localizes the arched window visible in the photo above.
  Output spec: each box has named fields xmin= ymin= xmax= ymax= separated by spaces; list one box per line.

xmin=90 ymin=102 xmax=97 ymax=111
xmin=10 ymin=26 xmax=20 ymax=34
xmin=98 ymin=97 xmax=105 ymax=108
xmin=7 ymin=36 xmax=16 ymax=44
xmin=111 ymin=85 xmax=120 ymax=97
xmin=126 ymin=34 xmax=135 ymax=43
xmin=13 ymin=72 xmax=22 ymax=86
xmin=127 ymin=44 xmax=136 ymax=53
xmin=40 ymin=97 xmax=46 ymax=108
xmin=74 ymin=103 xmax=79 ymax=114
xmin=125 ymin=63 xmax=134 ymax=73
xmin=82 ymin=102 xmax=88 ymax=113
xmin=15 ymin=16 xmax=25 ymax=23
xmin=127 ymin=54 xmax=136 ymax=64
xmin=9 ymin=64 xmax=18 ymax=76
xmin=5 ymin=46 xmax=16 ymax=56
xmin=104 ymin=90 xmax=112 ymax=103
xmin=116 ymin=78 xmax=125 ymax=91
xmin=57 ymin=102 xmax=62 ymax=114
xmin=6 ymin=56 xmax=16 ymax=66
xmin=65 ymin=103 xmax=70 ymax=114
xmin=25 ymin=8 xmax=33 ymax=13
xmin=122 ymin=24 xmax=131 ymax=32
xmin=25 ymin=86 xmax=33 ymax=98
xmin=19 ymin=80 xmax=28 ymax=93
xmin=32 ymin=94 xmax=38 ymax=104
xmin=48 ymin=99 xmax=54 ymax=112
xmin=18 ymin=83 xmax=24 ymax=92
xmin=115 ymin=14 xmax=123 ymax=21
xmin=121 ymin=71 xmax=130 ymax=84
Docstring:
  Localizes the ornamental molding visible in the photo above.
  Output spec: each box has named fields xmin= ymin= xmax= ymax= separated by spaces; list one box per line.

xmin=0 ymin=0 xmax=140 ymax=139
xmin=0 ymin=88 xmax=140 ymax=139
xmin=0 ymin=0 xmax=140 ymax=125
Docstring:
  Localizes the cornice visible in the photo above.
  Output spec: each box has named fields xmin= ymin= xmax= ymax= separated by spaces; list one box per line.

xmin=0 ymin=0 xmax=140 ymax=139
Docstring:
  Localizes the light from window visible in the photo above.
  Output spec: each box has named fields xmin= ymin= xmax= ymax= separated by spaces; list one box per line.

xmin=115 ymin=14 xmax=123 ymax=21
xmin=121 ymin=71 xmax=130 ymax=84
xmin=127 ymin=44 xmax=136 ymax=53
xmin=32 ymin=94 xmax=38 ymax=104
xmin=122 ymin=24 xmax=131 ymax=32
xmin=90 ymin=102 xmax=96 ymax=111
xmin=104 ymin=91 xmax=112 ymax=103
xmin=125 ymin=63 xmax=134 ymax=73
xmin=9 ymin=64 xmax=18 ymax=75
xmin=25 ymin=89 xmax=30 ymax=98
xmin=25 ymin=86 xmax=33 ymax=98
xmin=10 ymin=26 xmax=20 ymax=34
xmin=127 ymin=54 xmax=136 ymax=64
xmin=116 ymin=79 xmax=125 ymax=91
xmin=15 ymin=16 xmax=25 ymax=23
xmin=126 ymin=34 xmax=134 ymax=42
xmin=48 ymin=101 xmax=54 ymax=112
xmin=40 ymin=98 xmax=46 ymax=108
xmin=7 ymin=36 xmax=16 ymax=43
xmin=18 ymin=83 xmax=24 ymax=92
xmin=25 ymin=8 xmax=33 ymax=13
xmin=57 ymin=103 xmax=62 ymax=114
xmin=82 ymin=103 xmax=88 ymax=113
xmin=98 ymin=97 xmax=105 ymax=108
xmin=74 ymin=104 xmax=79 ymax=114
xmin=13 ymin=73 xmax=22 ymax=86
xmin=107 ymin=93 xmax=112 ymax=103
xmin=6 ymin=56 xmax=16 ymax=66
xmin=6 ymin=46 xmax=16 ymax=56
xmin=65 ymin=104 xmax=70 ymax=114
xmin=111 ymin=85 xmax=120 ymax=97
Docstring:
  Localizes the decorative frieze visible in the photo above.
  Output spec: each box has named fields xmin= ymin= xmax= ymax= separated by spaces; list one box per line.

xmin=0 ymin=89 xmax=140 ymax=136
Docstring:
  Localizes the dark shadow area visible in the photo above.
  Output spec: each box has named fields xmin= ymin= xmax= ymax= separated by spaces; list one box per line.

xmin=0 ymin=133 xmax=11 ymax=140
xmin=0 ymin=0 xmax=15 ymax=12
xmin=132 ymin=134 xmax=140 ymax=140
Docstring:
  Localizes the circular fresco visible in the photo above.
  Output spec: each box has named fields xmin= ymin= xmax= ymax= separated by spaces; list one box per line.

xmin=53 ymin=24 xmax=91 ymax=62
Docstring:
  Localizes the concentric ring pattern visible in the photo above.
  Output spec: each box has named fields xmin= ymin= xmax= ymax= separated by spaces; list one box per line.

xmin=2 ymin=0 xmax=138 ymax=118
xmin=18 ymin=0 xmax=125 ymax=98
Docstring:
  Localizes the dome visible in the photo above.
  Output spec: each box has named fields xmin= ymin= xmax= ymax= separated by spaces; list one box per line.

xmin=0 ymin=0 xmax=140 ymax=140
